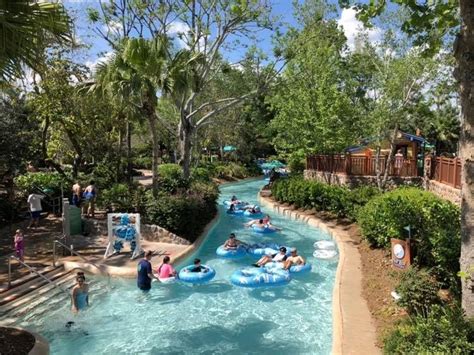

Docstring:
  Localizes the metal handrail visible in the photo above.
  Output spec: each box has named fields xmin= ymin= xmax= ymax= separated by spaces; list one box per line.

xmin=8 ymin=255 xmax=71 ymax=297
xmin=53 ymin=240 xmax=111 ymax=282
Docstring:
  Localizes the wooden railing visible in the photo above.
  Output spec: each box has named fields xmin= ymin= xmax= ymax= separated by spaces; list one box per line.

xmin=306 ymin=154 xmax=419 ymax=177
xmin=432 ymin=157 xmax=462 ymax=189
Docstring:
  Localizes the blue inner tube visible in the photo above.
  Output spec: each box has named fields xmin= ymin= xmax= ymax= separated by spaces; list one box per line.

xmin=216 ymin=245 xmax=247 ymax=259
xmin=265 ymin=261 xmax=312 ymax=274
xmin=178 ymin=265 xmax=216 ymax=284
xmin=230 ymin=267 xmax=290 ymax=288
xmin=243 ymin=210 xmax=263 ymax=218
xmin=226 ymin=209 xmax=244 ymax=215
xmin=290 ymin=263 xmax=312 ymax=274
xmin=247 ymin=243 xmax=293 ymax=257
xmin=247 ymin=243 xmax=280 ymax=257
xmin=252 ymin=225 xmax=277 ymax=234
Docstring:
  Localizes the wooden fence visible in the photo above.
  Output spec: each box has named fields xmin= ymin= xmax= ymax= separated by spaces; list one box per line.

xmin=306 ymin=154 xmax=419 ymax=177
xmin=432 ymin=157 xmax=462 ymax=189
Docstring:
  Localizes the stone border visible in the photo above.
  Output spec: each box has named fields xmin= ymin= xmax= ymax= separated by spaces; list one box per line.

xmin=259 ymin=193 xmax=380 ymax=355
xmin=2 ymin=327 xmax=50 ymax=355
xmin=29 ymin=330 xmax=49 ymax=355
xmin=168 ymin=212 xmax=220 ymax=266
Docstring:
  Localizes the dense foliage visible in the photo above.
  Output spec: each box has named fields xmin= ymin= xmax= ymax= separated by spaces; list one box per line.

xmin=144 ymin=181 xmax=218 ymax=242
xmin=269 ymin=17 xmax=365 ymax=158
xmin=383 ymin=305 xmax=474 ymax=354
xmin=395 ymin=267 xmax=441 ymax=315
xmin=357 ymin=188 xmax=460 ymax=284
xmin=271 ymin=177 xmax=379 ymax=221
xmin=14 ymin=172 xmax=69 ymax=198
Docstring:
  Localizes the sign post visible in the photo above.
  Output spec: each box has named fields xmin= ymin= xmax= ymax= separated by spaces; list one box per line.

xmin=391 ymin=226 xmax=412 ymax=270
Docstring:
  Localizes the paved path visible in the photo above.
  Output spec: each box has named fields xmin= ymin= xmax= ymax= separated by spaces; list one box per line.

xmin=133 ymin=169 xmax=153 ymax=186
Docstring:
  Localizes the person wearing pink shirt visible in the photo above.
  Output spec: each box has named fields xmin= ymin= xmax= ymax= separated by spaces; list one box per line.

xmin=14 ymin=229 xmax=25 ymax=262
xmin=157 ymin=256 xmax=177 ymax=282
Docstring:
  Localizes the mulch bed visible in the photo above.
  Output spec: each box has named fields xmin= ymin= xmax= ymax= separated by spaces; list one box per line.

xmin=349 ymin=228 xmax=407 ymax=347
xmin=0 ymin=327 xmax=35 ymax=355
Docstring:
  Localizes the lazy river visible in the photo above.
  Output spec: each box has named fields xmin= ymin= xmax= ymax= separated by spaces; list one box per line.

xmin=7 ymin=179 xmax=337 ymax=354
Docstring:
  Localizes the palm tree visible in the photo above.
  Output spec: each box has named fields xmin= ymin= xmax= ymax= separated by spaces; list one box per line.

xmin=92 ymin=37 xmax=169 ymax=194
xmin=0 ymin=0 xmax=71 ymax=82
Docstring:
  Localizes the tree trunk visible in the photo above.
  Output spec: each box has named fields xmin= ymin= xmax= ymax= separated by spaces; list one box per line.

xmin=457 ymin=0 xmax=474 ymax=317
xmin=41 ymin=117 xmax=49 ymax=162
xmin=147 ymin=115 xmax=160 ymax=195
xmin=381 ymin=125 xmax=399 ymax=190
xmin=116 ymin=128 xmax=123 ymax=183
xmin=126 ymin=119 xmax=132 ymax=183
xmin=142 ymin=97 xmax=160 ymax=195
xmin=375 ymin=145 xmax=383 ymax=191
xmin=178 ymin=115 xmax=193 ymax=179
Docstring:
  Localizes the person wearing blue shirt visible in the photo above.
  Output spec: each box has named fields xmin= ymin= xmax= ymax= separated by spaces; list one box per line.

xmin=137 ymin=251 xmax=157 ymax=291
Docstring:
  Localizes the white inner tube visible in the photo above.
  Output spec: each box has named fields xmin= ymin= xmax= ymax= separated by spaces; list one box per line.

xmin=313 ymin=240 xmax=337 ymax=250
xmin=158 ymin=276 xmax=176 ymax=283
xmin=313 ymin=249 xmax=338 ymax=259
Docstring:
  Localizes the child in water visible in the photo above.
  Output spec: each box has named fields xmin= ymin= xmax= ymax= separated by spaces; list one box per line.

xmin=72 ymin=272 xmax=89 ymax=313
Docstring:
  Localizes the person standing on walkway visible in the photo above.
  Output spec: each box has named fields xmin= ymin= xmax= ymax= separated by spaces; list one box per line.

xmin=72 ymin=182 xmax=82 ymax=208
xmin=82 ymin=180 xmax=97 ymax=218
xmin=137 ymin=251 xmax=157 ymax=291
xmin=27 ymin=192 xmax=44 ymax=228
xmin=13 ymin=229 xmax=25 ymax=262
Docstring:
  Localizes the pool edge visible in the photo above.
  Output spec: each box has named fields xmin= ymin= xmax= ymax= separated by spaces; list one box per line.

xmin=258 ymin=192 xmax=380 ymax=355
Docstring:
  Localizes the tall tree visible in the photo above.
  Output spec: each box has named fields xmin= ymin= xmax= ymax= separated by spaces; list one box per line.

xmin=0 ymin=0 xmax=71 ymax=82
xmin=340 ymin=0 xmax=474 ymax=316
xmin=89 ymin=0 xmax=279 ymax=178
xmin=92 ymin=38 xmax=169 ymax=193
xmin=269 ymin=18 xmax=365 ymax=159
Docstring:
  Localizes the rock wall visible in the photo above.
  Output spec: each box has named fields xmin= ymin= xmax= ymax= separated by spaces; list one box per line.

xmin=82 ymin=219 xmax=191 ymax=245
xmin=303 ymin=170 xmax=422 ymax=189
xmin=424 ymin=179 xmax=461 ymax=205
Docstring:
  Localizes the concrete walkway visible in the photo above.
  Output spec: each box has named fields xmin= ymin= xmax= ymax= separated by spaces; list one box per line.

xmin=59 ymin=240 xmax=191 ymax=277
xmin=259 ymin=194 xmax=380 ymax=355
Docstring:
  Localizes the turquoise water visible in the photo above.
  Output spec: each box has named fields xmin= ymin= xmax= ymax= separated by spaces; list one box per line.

xmin=9 ymin=179 xmax=337 ymax=354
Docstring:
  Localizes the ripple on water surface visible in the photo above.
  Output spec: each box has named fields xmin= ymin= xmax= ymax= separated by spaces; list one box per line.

xmin=10 ymin=179 xmax=337 ymax=355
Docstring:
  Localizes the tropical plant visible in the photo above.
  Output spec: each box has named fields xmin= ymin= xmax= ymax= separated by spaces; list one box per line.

xmin=395 ymin=267 xmax=441 ymax=315
xmin=0 ymin=0 xmax=71 ymax=82
xmin=91 ymin=37 xmax=169 ymax=193
xmin=383 ymin=305 xmax=474 ymax=354
xmin=89 ymin=0 xmax=280 ymax=179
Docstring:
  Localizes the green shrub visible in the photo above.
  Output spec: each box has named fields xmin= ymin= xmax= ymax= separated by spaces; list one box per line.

xmin=144 ymin=181 xmax=218 ymax=242
xmin=15 ymin=172 xmax=68 ymax=197
xmin=344 ymin=186 xmax=380 ymax=221
xmin=191 ymin=167 xmax=212 ymax=182
xmin=287 ymin=153 xmax=305 ymax=174
xmin=271 ymin=177 xmax=366 ymax=219
xmin=214 ymin=162 xmax=249 ymax=179
xmin=158 ymin=163 xmax=189 ymax=193
xmin=357 ymin=188 xmax=460 ymax=284
xmin=395 ymin=267 xmax=441 ymax=315
xmin=98 ymin=183 xmax=132 ymax=211
xmin=90 ymin=161 xmax=117 ymax=188
xmin=133 ymin=156 xmax=152 ymax=169
xmin=383 ymin=305 xmax=474 ymax=354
